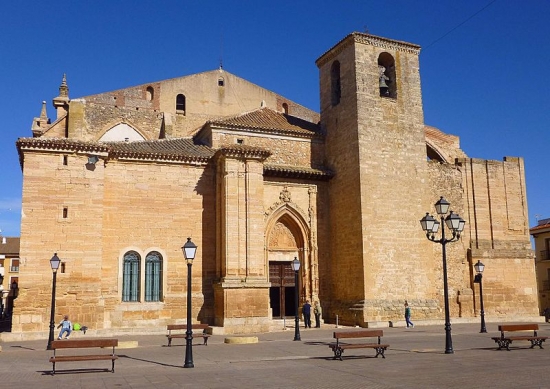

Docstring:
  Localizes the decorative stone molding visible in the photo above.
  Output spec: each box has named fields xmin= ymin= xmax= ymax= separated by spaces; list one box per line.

xmin=316 ymin=32 xmax=420 ymax=68
xmin=279 ymin=186 xmax=291 ymax=203
xmin=264 ymin=188 xmax=308 ymax=223
xmin=16 ymin=137 xmax=109 ymax=154
xmin=16 ymin=137 xmax=213 ymax=166
xmin=264 ymin=164 xmax=333 ymax=181
xmin=268 ymin=222 xmax=297 ymax=250
xmin=214 ymin=145 xmax=271 ymax=161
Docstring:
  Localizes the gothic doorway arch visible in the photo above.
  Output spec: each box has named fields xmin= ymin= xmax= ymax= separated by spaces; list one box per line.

xmin=266 ymin=210 xmax=309 ymax=318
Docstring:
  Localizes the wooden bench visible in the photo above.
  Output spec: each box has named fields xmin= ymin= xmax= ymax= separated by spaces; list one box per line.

xmin=166 ymin=323 xmax=212 ymax=346
xmin=491 ymin=324 xmax=548 ymax=351
xmin=329 ymin=330 xmax=389 ymax=361
xmin=49 ymin=338 xmax=118 ymax=375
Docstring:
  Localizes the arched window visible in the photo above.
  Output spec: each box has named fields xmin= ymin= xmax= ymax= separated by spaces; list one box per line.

xmin=378 ymin=53 xmax=397 ymax=99
xmin=218 ymin=77 xmax=225 ymax=87
xmin=282 ymin=103 xmax=289 ymax=114
xmin=331 ymin=61 xmax=341 ymax=106
xmin=145 ymin=251 xmax=163 ymax=302
xmin=176 ymin=94 xmax=186 ymax=114
xmin=146 ymin=86 xmax=154 ymax=101
xmin=122 ymin=251 xmax=140 ymax=302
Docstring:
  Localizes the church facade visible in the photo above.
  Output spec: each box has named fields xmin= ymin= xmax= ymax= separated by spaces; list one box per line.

xmin=12 ymin=32 xmax=538 ymax=337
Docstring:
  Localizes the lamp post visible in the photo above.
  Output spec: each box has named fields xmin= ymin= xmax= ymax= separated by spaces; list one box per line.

xmin=474 ymin=260 xmax=487 ymax=333
xmin=420 ymin=197 xmax=466 ymax=354
xmin=47 ymin=253 xmax=61 ymax=350
xmin=291 ymin=257 xmax=301 ymax=341
xmin=182 ymin=238 xmax=197 ymax=368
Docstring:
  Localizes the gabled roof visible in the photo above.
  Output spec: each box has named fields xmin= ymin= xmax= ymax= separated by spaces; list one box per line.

xmin=205 ymin=108 xmax=321 ymax=138
xmin=0 ymin=237 xmax=20 ymax=256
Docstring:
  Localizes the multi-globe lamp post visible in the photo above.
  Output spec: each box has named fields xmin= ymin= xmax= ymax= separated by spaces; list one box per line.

xmin=47 ymin=253 xmax=61 ymax=350
xmin=182 ymin=238 xmax=198 ymax=368
xmin=474 ymin=260 xmax=487 ymax=333
xmin=420 ymin=197 xmax=466 ymax=354
xmin=291 ymin=257 xmax=301 ymax=341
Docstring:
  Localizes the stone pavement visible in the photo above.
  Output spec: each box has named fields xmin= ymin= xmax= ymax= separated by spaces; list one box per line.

xmin=1 ymin=322 xmax=550 ymax=388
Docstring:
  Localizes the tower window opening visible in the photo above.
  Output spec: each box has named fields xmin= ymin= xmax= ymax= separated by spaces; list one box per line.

xmin=176 ymin=94 xmax=186 ymax=115
xmin=330 ymin=61 xmax=341 ymax=106
xmin=146 ymin=86 xmax=154 ymax=101
xmin=218 ymin=77 xmax=224 ymax=87
xmin=282 ymin=103 xmax=289 ymax=114
xmin=378 ymin=53 xmax=397 ymax=99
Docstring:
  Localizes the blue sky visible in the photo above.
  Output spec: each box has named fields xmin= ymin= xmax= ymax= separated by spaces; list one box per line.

xmin=0 ymin=1 xmax=548 ymax=236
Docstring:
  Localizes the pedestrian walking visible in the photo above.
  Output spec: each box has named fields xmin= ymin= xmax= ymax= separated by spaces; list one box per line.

xmin=404 ymin=301 xmax=414 ymax=328
xmin=314 ymin=300 xmax=322 ymax=328
xmin=302 ymin=300 xmax=312 ymax=328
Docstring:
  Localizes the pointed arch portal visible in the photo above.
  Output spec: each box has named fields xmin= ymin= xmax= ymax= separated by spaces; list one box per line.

xmin=266 ymin=210 xmax=308 ymax=318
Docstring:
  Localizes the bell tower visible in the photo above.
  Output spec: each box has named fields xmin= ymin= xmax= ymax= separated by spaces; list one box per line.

xmin=317 ymin=33 xmax=431 ymax=324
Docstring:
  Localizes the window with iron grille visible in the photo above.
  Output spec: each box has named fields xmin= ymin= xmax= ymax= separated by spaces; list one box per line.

xmin=122 ymin=251 xmax=140 ymax=302
xmin=145 ymin=251 xmax=163 ymax=302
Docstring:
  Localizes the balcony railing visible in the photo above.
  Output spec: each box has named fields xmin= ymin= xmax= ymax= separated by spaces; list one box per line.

xmin=541 ymin=250 xmax=549 ymax=261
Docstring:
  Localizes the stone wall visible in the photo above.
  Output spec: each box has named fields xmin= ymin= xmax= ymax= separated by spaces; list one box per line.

xmin=13 ymin=150 xmax=217 ymax=333
xmin=71 ymin=70 xmax=319 ymax=141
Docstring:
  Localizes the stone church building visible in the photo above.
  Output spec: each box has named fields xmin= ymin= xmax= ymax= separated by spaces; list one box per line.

xmin=12 ymin=32 xmax=538 ymax=337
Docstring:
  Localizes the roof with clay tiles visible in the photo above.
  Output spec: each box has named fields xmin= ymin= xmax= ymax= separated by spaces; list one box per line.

xmin=530 ymin=218 xmax=550 ymax=234
xmin=205 ymin=107 xmax=320 ymax=137
xmin=264 ymin=164 xmax=334 ymax=181
xmin=16 ymin=137 xmax=214 ymax=164
xmin=0 ymin=237 xmax=20 ymax=256
xmin=106 ymin=138 xmax=214 ymax=160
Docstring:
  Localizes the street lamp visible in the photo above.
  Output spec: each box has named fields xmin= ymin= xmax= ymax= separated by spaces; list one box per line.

xmin=474 ymin=260 xmax=487 ymax=333
xmin=420 ymin=197 xmax=466 ymax=354
xmin=47 ymin=253 xmax=61 ymax=350
xmin=182 ymin=238 xmax=197 ymax=368
xmin=291 ymin=257 xmax=301 ymax=341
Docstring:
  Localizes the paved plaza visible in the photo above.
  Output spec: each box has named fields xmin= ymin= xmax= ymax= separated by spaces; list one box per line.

xmin=1 ymin=322 xmax=549 ymax=388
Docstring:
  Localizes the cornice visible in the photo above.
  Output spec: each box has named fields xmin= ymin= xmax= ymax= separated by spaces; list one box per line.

xmin=16 ymin=137 xmax=212 ymax=166
xmin=16 ymin=137 xmax=109 ymax=154
xmin=214 ymin=145 xmax=272 ymax=161
xmin=210 ymin=123 xmax=322 ymax=140
xmin=264 ymin=164 xmax=334 ymax=181
xmin=316 ymin=32 xmax=421 ymax=68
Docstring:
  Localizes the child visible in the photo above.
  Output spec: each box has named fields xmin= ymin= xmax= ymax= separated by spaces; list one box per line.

xmin=57 ymin=315 xmax=72 ymax=339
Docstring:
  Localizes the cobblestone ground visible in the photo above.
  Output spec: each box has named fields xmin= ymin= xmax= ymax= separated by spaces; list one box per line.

xmin=1 ymin=323 xmax=550 ymax=388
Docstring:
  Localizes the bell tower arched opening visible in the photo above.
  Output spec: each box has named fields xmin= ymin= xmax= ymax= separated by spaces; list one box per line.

xmin=378 ymin=52 xmax=397 ymax=98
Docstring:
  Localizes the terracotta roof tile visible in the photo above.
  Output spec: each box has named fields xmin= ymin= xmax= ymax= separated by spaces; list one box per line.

xmin=530 ymin=219 xmax=550 ymax=233
xmin=106 ymin=138 xmax=215 ymax=161
xmin=17 ymin=137 xmax=215 ymax=164
xmin=264 ymin=164 xmax=334 ymax=181
xmin=0 ymin=237 xmax=20 ymax=255
xmin=207 ymin=108 xmax=320 ymax=137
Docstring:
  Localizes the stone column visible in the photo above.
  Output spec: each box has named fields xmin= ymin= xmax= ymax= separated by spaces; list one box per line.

xmin=213 ymin=146 xmax=273 ymax=333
